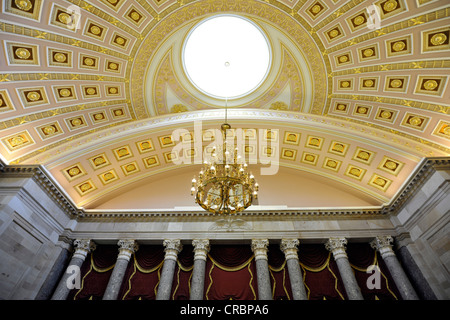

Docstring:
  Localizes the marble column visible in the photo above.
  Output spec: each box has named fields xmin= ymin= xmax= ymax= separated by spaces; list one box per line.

xmin=156 ymin=239 xmax=183 ymax=300
xmin=51 ymin=239 xmax=96 ymax=300
xmin=325 ymin=237 xmax=363 ymax=300
xmin=280 ymin=239 xmax=308 ymax=300
xmin=36 ymin=239 xmax=72 ymax=300
xmin=251 ymin=239 xmax=272 ymax=300
xmin=103 ymin=240 xmax=139 ymax=300
xmin=370 ymin=236 xmax=419 ymax=300
xmin=190 ymin=239 xmax=210 ymax=300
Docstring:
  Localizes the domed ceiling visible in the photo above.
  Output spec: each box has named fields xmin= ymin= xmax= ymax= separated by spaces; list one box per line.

xmin=0 ymin=0 xmax=449 ymax=211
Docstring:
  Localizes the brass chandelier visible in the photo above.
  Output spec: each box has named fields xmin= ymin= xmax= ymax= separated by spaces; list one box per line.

xmin=190 ymin=121 xmax=259 ymax=215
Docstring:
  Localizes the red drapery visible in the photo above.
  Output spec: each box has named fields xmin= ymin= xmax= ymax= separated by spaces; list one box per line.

xmin=66 ymin=243 xmax=402 ymax=301
xmin=118 ymin=245 xmax=165 ymax=300
xmin=204 ymin=245 xmax=258 ymax=300
xmin=171 ymin=245 xmax=194 ymax=300
xmin=347 ymin=243 xmax=401 ymax=300
xmin=69 ymin=245 xmax=117 ymax=300
xmin=298 ymin=244 xmax=347 ymax=300
xmin=268 ymin=244 xmax=292 ymax=300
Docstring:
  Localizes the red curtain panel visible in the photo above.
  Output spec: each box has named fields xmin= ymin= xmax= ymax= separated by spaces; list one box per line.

xmin=347 ymin=243 xmax=401 ymax=300
xmin=69 ymin=245 xmax=117 ymax=300
xmin=268 ymin=244 xmax=292 ymax=300
xmin=118 ymin=245 xmax=165 ymax=300
xmin=66 ymin=243 xmax=403 ymax=300
xmin=204 ymin=245 xmax=258 ymax=300
xmin=298 ymin=244 xmax=347 ymax=300
xmin=171 ymin=245 xmax=194 ymax=300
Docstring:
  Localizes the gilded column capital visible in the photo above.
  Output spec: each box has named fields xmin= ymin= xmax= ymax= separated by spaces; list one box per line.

xmin=72 ymin=239 xmax=96 ymax=260
xmin=192 ymin=239 xmax=210 ymax=261
xmin=163 ymin=239 xmax=183 ymax=261
xmin=117 ymin=240 xmax=139 ymax=261
xmin=280 ymin=239 xmax=300 ymax=260
xmin=251 ymin=239 xmax=269 ymax=261
xmin=325 ymin=237 xmax=348 ymax=260
xmin=370 ymin=236 xmax=395 ymax=258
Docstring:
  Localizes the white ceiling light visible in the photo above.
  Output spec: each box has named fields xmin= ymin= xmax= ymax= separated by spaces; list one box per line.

xmin=183 ymin=15 xmax=271 ymax=99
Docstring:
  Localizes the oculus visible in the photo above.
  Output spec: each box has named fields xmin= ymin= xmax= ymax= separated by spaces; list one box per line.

xmin=183 ymin=15 xmax=270 ymax=98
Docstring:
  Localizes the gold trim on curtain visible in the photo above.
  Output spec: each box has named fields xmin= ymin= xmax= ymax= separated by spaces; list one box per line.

xmin=205 ymin=254 xmax=256 ymax=300
xmin=350 ymin=251 xmax=398 ymax=300
xmin=121 ymin=253 xmax=164 ymax=300
xmin=73 ymin=253 xmax=115 ymax=300
xmin=269 ymin=262 xmax=291 ymax=300
xmin=171 ymin=260 xmax=194 ymax=300
xmin=299 ymin=252 xmax=345 ymax=300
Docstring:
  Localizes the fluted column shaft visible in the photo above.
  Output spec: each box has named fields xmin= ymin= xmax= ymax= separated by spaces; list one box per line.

xmin=371 ymin=236 xmax=419 ymax=300
xmin=190 ymin=239 xmax=210 ymax=300
xmin=51 ymin=239 xmax=96 ymax=300
xmin=156 ymin=239 xmax=183 ymax=300
xmin=103 ymin=240 xmax=139 ymax=300
xmin=251 ymin=239 xmax=272 ymax=300
xmin=325 ymin=238 xmax=364 ymax=300
xmin=280 ymin=239 xmax=307 ymax=300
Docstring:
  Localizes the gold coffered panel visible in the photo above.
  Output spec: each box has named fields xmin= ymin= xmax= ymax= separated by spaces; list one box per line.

xmin=5 ymin=42 xmax=39 ymax=65
xmin=5 ymin=0 xmax=43 ymax=20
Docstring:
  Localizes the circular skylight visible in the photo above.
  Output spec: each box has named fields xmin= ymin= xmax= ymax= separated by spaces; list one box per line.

xmin=183 ymin=15 xmax=271 ymax=99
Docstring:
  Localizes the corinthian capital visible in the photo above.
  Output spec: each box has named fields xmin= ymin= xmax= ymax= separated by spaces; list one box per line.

xmin=280 ymin=239 xmax=299 ymax=260
xmin=251 ymin=239 xmax=269 ymax=261
xmin=72 ymin=239 xmax=96 ymax=260
xmin=370 ymin=236 xmax=395 ymax=258
xmin=117 ymin=240 xmax=139 ymax=261
xmin=163 ymin=239 xmax=183 ymax=261
xmin=192 ymin=239 xmax=210 ymax=261
xmin=325 ymin=237 xmax=348 ymax=260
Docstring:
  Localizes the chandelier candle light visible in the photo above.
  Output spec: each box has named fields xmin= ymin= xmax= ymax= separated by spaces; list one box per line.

xmin=190 ymin=123 xmax=259 ymax=215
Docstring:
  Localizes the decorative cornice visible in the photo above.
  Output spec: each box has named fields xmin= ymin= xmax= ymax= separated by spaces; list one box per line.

xmin=0 ymin=163 xmax=81 ymax=217
xmin=386 ymin=157 xmax=450 ymax=216
xmin=0 ymin=157 xmax=448 ymax=220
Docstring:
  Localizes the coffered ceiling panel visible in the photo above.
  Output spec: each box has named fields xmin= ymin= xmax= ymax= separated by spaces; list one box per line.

xmin=0 ymin=0 xmax=449 ymax=210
